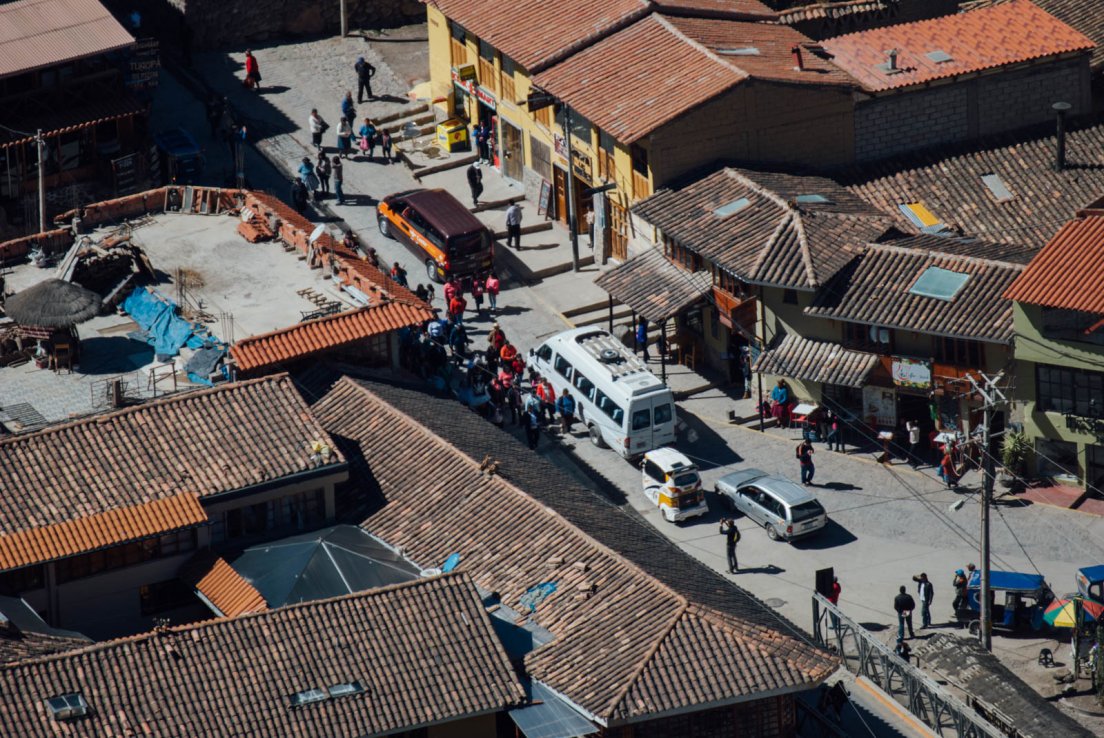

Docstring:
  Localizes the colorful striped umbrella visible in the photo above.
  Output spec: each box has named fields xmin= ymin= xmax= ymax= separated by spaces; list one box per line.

xmin=1043 ymin=598 xmax=1104 ymax=628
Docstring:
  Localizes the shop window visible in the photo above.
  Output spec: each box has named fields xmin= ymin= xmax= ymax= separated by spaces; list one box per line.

xmin=933 ymin=336 xmax=982 ymax=368
xmin=500 ymin=55 xmax=516 ymax=104
xmin=0 ymin=564 xmax=45 ymax=595
xmin=1036 ymin=364 xmax=1104 ymax=418
xmin=140 ymin=579 xmax=195 ymax=616
xmin=783 ymin=289 xmax=798 ymax=305
xmin=1042 ymin=308 xmax=1104 ymax=347
xmin=663 ymin=236 xmax=700 ymax=271
xmin=529 ymin=135 xmax=551 ymax=180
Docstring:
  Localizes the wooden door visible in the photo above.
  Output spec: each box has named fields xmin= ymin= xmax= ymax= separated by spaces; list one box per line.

xmin=501 ymin=122 xmax=523 ymax=182
xmin=553 ymin=167 xmax=568 ymax=226
xmin=609 ymin=198 xmax=629 ymax=261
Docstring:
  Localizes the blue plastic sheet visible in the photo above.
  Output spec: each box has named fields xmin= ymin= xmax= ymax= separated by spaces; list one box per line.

xmin=122 ymin=287 xmax=210 ymax=360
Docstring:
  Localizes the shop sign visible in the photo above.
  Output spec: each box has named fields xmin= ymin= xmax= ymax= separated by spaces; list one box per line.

xmin=475 ymin=86 xmax=496 ymax=110
xmin=892 ymin=356 xmax=932 ymax=389
xmin=572 ymin=149 xmax=591 ymax=181
xmin=451 ymin=66 xmax=476 ymax=94
xmin=125 ymin=37 xmax=160 ymax=91
xmin=863 ymin=386 xmax=897 ymax=427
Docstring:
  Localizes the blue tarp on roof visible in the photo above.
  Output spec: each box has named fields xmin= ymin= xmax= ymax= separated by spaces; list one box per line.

xmin=967 ymin=570 xmax=1045 ymax=592
xmin=122 ymin=287 xmax=210 ymax=360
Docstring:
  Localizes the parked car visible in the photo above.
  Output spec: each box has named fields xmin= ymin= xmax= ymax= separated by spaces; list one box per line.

xmin=714 ymin=469 xmax=828 ymax=541
xmin=154 ymin=128 xmax=203 ymax=185
xmin=377 ymin=188 xmax=494 ymax=283
xmin=641 ymin=448 xmax=707 ymax=523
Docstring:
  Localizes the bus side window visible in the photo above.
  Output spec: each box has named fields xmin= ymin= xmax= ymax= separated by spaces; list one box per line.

xmin=596 ymin=390 xmax=624 ymax=426
xmin=553 ymin=354 xmax=574 ymax=381
xmin=574 ymin=372 xmax=595 ymax=402
xmin=536 ymin=345 xmax=553 ymax=362
xmin=632 ymin=408 xmax=651 ymax=431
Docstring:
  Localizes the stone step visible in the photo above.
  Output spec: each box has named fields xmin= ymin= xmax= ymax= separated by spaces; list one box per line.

xmin=373 ymin=102 xmax=429 ymax=125
xmin=572 ymin=306 xmax=633 ymax=328
xmin=382 ymin=113 xmax=436 ymax=136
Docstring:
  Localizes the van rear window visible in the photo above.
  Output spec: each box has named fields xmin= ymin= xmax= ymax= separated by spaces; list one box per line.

xmin=654 ymin=404 xmax=673 ymax=424
xmin=632 ymin=409 xmax=650 ymax=431
xmin=791 ymin=500 xmax=825 ymax=522
xmin=449 ymin=231 xmax=491 ymax=257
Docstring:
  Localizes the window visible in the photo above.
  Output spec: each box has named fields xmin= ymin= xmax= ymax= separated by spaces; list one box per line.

xmin=282 ymin=489 xmax=325 ymax=531
xmin=654 ymin=404 xmax=673 ymax=425
xmin=500 ymin=55 xmax=516 ymax=103
xmin=449 ymin=22 xmax=468 ymax=66
xmin=139 ymin=579 xmax=195 ymax=615
xmin=529 ymin=135 xmax=551 ymax=180
xmin=632 ymin=408 xmax=651 ymax=431
xmin=0 ymin=564 xmax=45 ymax=595
xmin=55 ymin=530 xmax=197 ymax=584
xmin=214 ymin=501 xmax=276 ymax=544
xmin=1042 ymin=308 xmax=1104 ymax=347
xmin=478 ymin=41 xmax=496 ymax=94
xmin=1036 ymin=364 xmax=1104 ymax=418
xmin=328 ymin=682 xmax=366 ymax=698
xmin=630 ymin=145 xmax=650 ymax=199
xmin=842 ymin=322 xmax=892 ymax=352
xmin=290 ymin=689 xmax=329 ymax=708
xmin=535 ymin=344 xmax=552 ymax=362
xmin=553 ymin=354 xmax=574 ymax=381
xmin=783 ymin=289 xmax=798 ymax=305
xmin=663 ymin=236 xmax=701 ymax=271
xmin=643 ymin=460 xmax=664 ymax=483
xmin=713 ymin=267 xmax=745 ymax=298
xmin=595 ymin=390 xmax=624 ymax=425
xmin=573 ymin=372 xmax=596 ymax=402
xmin=597 ymin=129 xmax=615 ymax=180
xmin=46 ymin=694 xmax=89 ymax=721
xmin=933 ymin=336 xmax=982 ymax=368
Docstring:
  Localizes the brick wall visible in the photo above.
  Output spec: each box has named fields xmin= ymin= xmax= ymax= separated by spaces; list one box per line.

xmin=855 ymin=58 xmax=1091 ymax=162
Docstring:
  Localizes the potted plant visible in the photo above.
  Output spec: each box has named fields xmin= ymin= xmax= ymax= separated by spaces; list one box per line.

xmin=999 ymin=430 xmax=1030 ymax=488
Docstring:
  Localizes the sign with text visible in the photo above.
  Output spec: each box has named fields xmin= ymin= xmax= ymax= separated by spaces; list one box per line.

xmin=451 ymin=67 xmax=475 ymax=94
xmin=125 ymin=37 xmax=160 ymax=91
xmin=475 ymin=86 xmax=496 ymax=110
xmin=863 ymin=385 xmax=897 ymax=428
xmin=892 ymin=356 xmax=932 ymax=389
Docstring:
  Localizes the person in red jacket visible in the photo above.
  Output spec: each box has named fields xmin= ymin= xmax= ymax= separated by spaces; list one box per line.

xmin=443 ymin=275 xmax=460 ymax=304
xmin=485 ymin=271 xmax=500 ymax=313
xmin=488 ymin=323 xmax=507 ymax=353
xmin=244 ymin=50 xmax=261 ymax=90
xmin=470 ymin=275 xmax=485 ymax=316
xmin=537 ymin=377 xmax=556 ymax=424
xmin=448 ymin=293 xmax=467 ymax=324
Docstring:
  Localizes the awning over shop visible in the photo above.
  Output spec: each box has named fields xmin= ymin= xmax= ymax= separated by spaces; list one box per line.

xmin=594 ymin=249 xmax=710 ymax=324
xmin=509 ymin=680 xmax=598 ymax=738
xmin=753 ymin=333 xmax=879 ymax=389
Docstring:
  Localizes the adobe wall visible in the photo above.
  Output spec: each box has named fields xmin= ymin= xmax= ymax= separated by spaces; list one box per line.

xmin=855 ymin=57 xmax=1091 ymax=162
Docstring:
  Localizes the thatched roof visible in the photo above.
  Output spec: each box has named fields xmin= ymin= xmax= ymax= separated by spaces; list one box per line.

xmin=3 ymin=279 xmax=102 ymax=327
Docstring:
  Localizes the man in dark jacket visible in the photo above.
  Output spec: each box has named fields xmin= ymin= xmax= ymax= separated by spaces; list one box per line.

xmin=894 ymin=585 xmax=916 ymax=640
xmin=354 ymin=57 xmax=376 ymax=102
xmin=290 ymin=178 xmax=308 ymax=214
xmin=912 ymin=572 xmax=935 ymax=628
xmin=467 ymin=162 xmax=483 ymax=206
xmin=720 ymin=518 xmax=740 ymax=573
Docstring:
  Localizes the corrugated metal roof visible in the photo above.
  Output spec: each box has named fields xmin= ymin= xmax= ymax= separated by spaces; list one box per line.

xmin=0 ymin=0 xmax=135 ymax=79
xmin=229 ymin=303 xmax=434 ymax=373
xmin=1003 ymin=212 xmax=1104 ymax=313
xmin=594 ymin=249 xmax=710 ymax=323
xmin=752 ymin=333 xmax=879 ymax=388
xmin=821 ymin=0 xmax=1093 ymax=92
xmin=0 ymin=493 xmax=206 ymax=571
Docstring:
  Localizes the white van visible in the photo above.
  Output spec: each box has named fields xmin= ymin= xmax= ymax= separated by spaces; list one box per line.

xmin=530 ymin=327 xmax=677 ymax=458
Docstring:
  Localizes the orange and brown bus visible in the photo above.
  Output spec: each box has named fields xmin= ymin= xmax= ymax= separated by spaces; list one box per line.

xmin=377 ymin=189 xmax=494 ymax=284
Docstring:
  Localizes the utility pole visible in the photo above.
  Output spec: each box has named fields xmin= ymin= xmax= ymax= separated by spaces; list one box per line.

xmin=36 ymin=129 xmax=46 ymax=233
xmin=562 ymin=104 xmax=580 ymax=272
xmin=339 ymin=0 xmax=347 ymax=37
xmin=966 ymin=371 xmax=1007 ymax=651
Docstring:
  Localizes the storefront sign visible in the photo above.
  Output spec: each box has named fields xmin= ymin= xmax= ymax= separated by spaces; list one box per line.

xmin=112 ymin=153 xmax=138 ymax=195
xmin=451 ymin=66 xmax=476 ymax=94
xmin=892 ymin=357 xmax=932 ymax=389
xmin=572 ymin=149 xmax=591 ymax=181
xmin=125 ymin=37 xmax=160 ymax=91
xmin=863 ymin=386 xmax=897 ymax=427
xmin=475 ymin=86 xmax=496 ymax=110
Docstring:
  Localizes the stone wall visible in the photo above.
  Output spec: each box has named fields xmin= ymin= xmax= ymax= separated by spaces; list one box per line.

xmin=855 ymin=58 xmax=1091 ymax=162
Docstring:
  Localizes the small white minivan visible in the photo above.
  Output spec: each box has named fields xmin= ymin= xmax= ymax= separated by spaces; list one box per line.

xmin=530 ymin=328 xmax=676 ymax=458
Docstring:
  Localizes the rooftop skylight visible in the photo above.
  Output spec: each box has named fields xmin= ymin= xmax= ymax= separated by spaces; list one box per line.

xmin=714 ymin=198 xmax=751 ymax=217
xmin=926 ymin=49 xmax=954 ymax=63
xmin=289 ymin=689 xmax=328 ymax=708
xmin=46 ymin=694 xmax=89 ymax=721
xmin=795 ymin=194 xmax=832 ymax=204
xmin=909 ymin=266 xmax=971 ymax=301
xmin=980 ymin=173 xmax=1014 ymax=203
xmin=715 ymin=47 xmax=759 ymax=56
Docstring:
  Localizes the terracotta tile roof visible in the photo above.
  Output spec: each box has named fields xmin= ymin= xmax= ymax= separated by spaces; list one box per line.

xmin=843 ymin=122 xmax=1104 ymax=248
xmin=0 ymin=493 xmax=206 ymax=571
xmin=594 ymin=249 xmax=711 ymax=323
xmin=778 ymin=0 xmax=891 ymax=24
xmin=963 ymin=0 xmax=1104 ymax=71
xmin=652 ymin=0 xmax=777 ymax=17
xmin=753 ymin=333 xmax=880 ymax=387
xmin=309 ymin=377 xmax=837 ymax=723
xmin=0 ymin=598 xmax=90 ymax=665
xmin=1003 ymin=211 xmax=1104 ymax=313
xmin=186 ymin=554 xmax=268 ymax=618
xmin=881 ymin=233 xmax=1040 ymax=265
xmin=820 ymin=0 xmax=1094 ymax=91
xmin=0 ymin=0 xmax=135 ymax=79
xmin=0 ymin=574 xmax=526 ymax=738
xmin=534 ymin=15 xmax=851 ymax=144
xmin=0 ymin=95 xmax=148 ymax=147
xmin=0 ymin=375 xmax=343 ymax=542
xmin=431 ymin=0 xmax=651 ymax=72
xmin=230 ymin=303 xmax=433 ymax=373
xmin=806 ymin=242 xmax=1024 ymax=341
xmin=633 ymin=167 xmax=891 ymax=289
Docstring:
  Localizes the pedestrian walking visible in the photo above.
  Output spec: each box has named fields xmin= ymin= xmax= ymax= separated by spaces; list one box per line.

xmin=298 ymin=157 xmax=319 ymax=200
xmin=205 ymin=94 xmax=224 ymax=138
xmin=354 ymin=56 xmax=376 ymax=102
xmin=828 ymin=576 xmax=841 ymax=627
xmin=894 ymin=585 xmax=916 ymax=640
xmin=380 ymin=129 xmax=393 ymax=163
xmin=390 ymin=262 xmax=409 ymax=288
xmin=290 ymin=178 xmax=308 ymax=213
xmin=719 ymin=517 xmax=740 ymax=573
xmin=485 ymin=271 xmax=500 ymax=312
xmin=636 ymin=317 xmax=649 ymax=361
xmin=939 ymin=450 xmax=958 ymax=488
xmin=740 ymin=346 xmax=752 ymax=399
xmin=341 ymin=92 xmax=356 ymax=129
xmin=243 ymin=50 xmax=261 ymax=90
xmin=797 ymin=438 xmax=815 ymax=485
xmin=951 ymin=568 xmax=968 ymax=613
xmin=444 ymin=275 xmax=460 ymax=304
xmin=474 ymin=121 xmax=490 ymax=163
xmin=537 ymin=377 xmax=556 ymax=424
xmin=336 ymin=117 xmax=353 ymax=158
xmin=467 ymin=162 xmax=483 ymax=206
xmin=448 ymin=292 xmax=467 ymax=324
xmin=557 ymin=388 xmax=576 ymax=435
xmin=826 ymin=410 xmax=844 ymax=452
xmin=505 ymin=202 xmax=522 ymax=250
xmin=331 ymin=156 xmax=345 ymax=204
xmin=912 ymin=572 xmax=934 ymax=628
xmin=308 ymin=109 xmax=328 ymax=151
xmin=358 ymin=118 xmax=377 ymax=160
xmin=524 ymin=406 xmax=541 ymax=450
xmin=907 ymin=420 xmax=922 ymax=466
xmin=315 ymin=152 xmax=331 ymax=194
xmin=470 ymin=275 xmax=485 ymax=315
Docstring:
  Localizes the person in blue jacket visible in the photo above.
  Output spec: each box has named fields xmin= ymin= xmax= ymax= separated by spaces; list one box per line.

xmin=556 ymin=388 xmax=576 ymax=435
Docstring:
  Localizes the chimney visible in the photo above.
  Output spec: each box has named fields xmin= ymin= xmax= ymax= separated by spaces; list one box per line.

xmin=1053 ymin=101 xmax=1072 ymax=171
xmin=885 ymin=48 xmax=898 ymax=71
xmin=108 ymin=378 xmax=124 ymax=409
xmin=791 ymin=45 xmax=804 ymax=71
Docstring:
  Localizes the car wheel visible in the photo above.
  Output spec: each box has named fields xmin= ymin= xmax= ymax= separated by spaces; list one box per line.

xmin=425 ymin=259 xmax=441 ymax=284
xmin=589 ymin=425 xmax=607 ymax=448
xmin=766 ymin=524 xmax=780 ymax=541
xmin=378 ymin=216 xmax=393 ymax=239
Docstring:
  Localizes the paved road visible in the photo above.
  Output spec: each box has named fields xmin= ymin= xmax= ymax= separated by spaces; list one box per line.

xmin=153 ymin=36 xmax=1104 ymax=727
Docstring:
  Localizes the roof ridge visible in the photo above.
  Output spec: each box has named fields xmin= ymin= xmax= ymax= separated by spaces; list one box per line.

xmin=335 ymin=377 xmax=691 ymax=606
xmin=870 ymin=241 xmax=1025 ymax=270
xmin=0 ymin=373 xmax=295 ymax=447
xmin=0 ymin=571 xmax=474 ymax=672
xmin=790 ymin=210 xmax=820 ymax=288
xmin=749 ymin=209 xmax=797 ymax=279
xmin=651 ymin=14 xmax=752 ymax=80
xmin=607 ymin=600 xmax=689 ymax=719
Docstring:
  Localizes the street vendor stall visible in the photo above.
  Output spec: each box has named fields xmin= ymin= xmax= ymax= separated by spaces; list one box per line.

xmin=1 ymin=279 xmax=102 ymax=371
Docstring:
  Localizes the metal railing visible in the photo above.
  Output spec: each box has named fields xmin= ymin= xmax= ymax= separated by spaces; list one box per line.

xmin=811 ymin=593 xmax=1004 ymax=738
